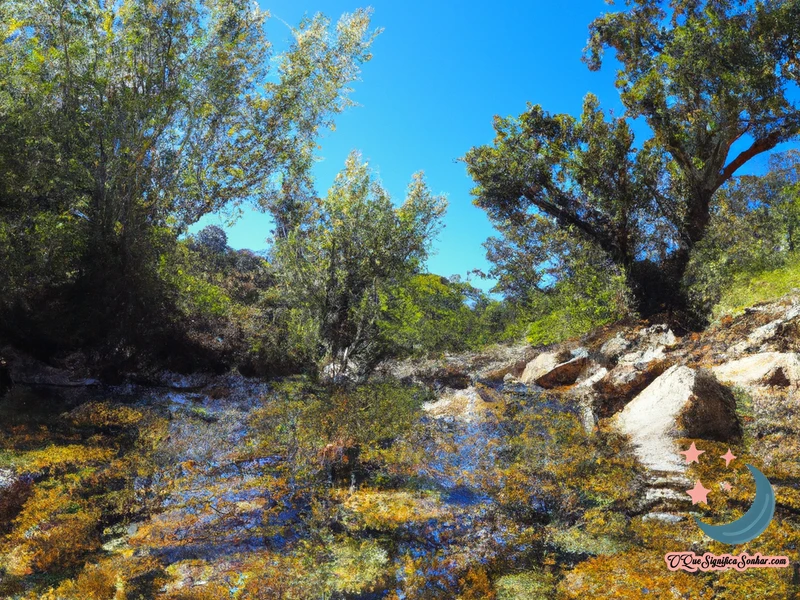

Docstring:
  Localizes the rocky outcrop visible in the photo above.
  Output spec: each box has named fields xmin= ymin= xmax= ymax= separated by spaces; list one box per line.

xmin=519 ymin=349 xmax=589 ymax=389
xmin=598 ymin=334 xmax=631 ymax=362
xmin=613 ymin=365 xmax=741 ymax=473
xmin=591 ymin=359 xmax=670 ymax=417
xmin=1 ymin=347 xmax=99 ymax=387
xmin=726 ymin=304 xmax=800 ymax=357
xmin=587 ymin=326 xmax=677 ymax=417
xmin=380 ymin=344 xmax=535 ymax=389
xmin=712 ymin=352 xmax=800 ymax=389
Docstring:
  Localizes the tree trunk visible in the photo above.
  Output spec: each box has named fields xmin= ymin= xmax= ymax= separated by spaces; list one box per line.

xmin=626 ymin=249 xmax=691 ymax=320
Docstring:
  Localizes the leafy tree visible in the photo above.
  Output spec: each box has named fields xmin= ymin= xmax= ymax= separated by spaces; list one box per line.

xmin=685 ymin=150 xmax=800 ymax=314
xmin=0 ymin=0 xmax=377 ymax=355
xmin=195 ymin=226 xmax=229 ymax=256
xmin=381 ymin=273 xmax=523 ymax=355
xmin=273 ymin=151 xmax=446 ymax=377
xmin=464 ymin=0 xmax=800 ymax=316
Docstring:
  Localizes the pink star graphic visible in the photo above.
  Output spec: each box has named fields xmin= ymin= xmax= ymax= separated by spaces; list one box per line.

xmin=721 ymin=449 xmax=737 ymax=467
xmin=720 ymin=482 xmax=732 ymax=492
xmin=687 ymin=480 xmax=711 ymax=505
xmin=680 ymin=442 xmax=705 ymax=464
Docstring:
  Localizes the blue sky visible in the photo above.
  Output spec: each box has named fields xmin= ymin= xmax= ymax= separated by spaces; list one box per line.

xmin=193 ymin=0 xmax=794 ymax=292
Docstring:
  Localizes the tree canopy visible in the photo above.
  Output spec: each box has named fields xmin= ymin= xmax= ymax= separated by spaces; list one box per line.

xmin=273 ymin=151 xmax=447 ymax=377
xmin=0 ymin=0 xmax=377 ymax=354
xmin=464 ymin=0 xmax=800 ymax=316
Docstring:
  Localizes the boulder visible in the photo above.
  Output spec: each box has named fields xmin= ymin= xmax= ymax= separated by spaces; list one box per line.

xmin=599 ymin=334 xmax=631 ymax=362
xmin=638 ymin=324 xmax=677 ymax=348
xmin=520 ymin=352 xmax=560 ymax=384
xmin=613 ymin=365 xmax=741 ymax=473
xmin=519 ymin=349 xmax=589 ymax=389
xmin=1 ymin=347 xmax=99 ymax=387
xmin=592 ymin=359 xmax=670 ymax=417
xmin=712 ymin=352 xmax=800 ymax=388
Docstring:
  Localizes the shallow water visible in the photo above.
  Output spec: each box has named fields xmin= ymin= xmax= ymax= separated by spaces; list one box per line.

xmin=0 ymin=377 xmax=559 ymax=597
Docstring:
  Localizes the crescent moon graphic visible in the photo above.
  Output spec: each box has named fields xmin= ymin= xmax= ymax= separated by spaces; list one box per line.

xmin=694 ymin=464 xmax=776 ymax=545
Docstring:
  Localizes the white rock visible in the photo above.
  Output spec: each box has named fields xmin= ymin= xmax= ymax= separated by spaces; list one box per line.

xmin=519 ymin=352 xmax=560 ymax=385
xmin=519 ymin=351 xmax=589 ymax=388
xmin=639 ymin=324 xmax=677 ymax=348
xmin=614 ymin=365 xmax=741 ymax=473
xmin=576 ymin=366 xmax=608 ymax=389
xmin=618 ymin=345 xmax=667 ymax=368
xmin=642 ymin=512 xmax=684 ymax=523
xmin=600 ymin=334 xmax=631 ymax=360
xmin=712 ymin=352 xmax=800 ymax=388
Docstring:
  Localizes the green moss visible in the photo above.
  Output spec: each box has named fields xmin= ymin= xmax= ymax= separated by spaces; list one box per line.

xmin=495 ymin=570 xmax=557 ymax=600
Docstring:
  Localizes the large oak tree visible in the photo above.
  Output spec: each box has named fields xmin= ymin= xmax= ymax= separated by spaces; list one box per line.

xmin=464 ymin=0 xmax=800 ymax=315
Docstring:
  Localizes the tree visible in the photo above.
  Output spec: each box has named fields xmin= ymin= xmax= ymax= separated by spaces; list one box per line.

xmin=685 ymin=149 xmax=800 ymax=313
xmin=380 ymin=273 xmax=514 ymax=355
xmin=273 ymin=151 xmax=446 ymax=378
xmin=0 ymin=0 xmax=377 ymax=352
xmin=464 ymin=0 xmax=800 ymax=316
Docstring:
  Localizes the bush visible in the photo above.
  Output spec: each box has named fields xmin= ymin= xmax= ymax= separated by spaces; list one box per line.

xmin=525 ymin=267 xmax=630 ymax=346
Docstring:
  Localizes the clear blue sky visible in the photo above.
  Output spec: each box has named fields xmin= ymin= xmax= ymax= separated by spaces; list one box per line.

xmin=193 ymin=0 xmax=794 ymax=292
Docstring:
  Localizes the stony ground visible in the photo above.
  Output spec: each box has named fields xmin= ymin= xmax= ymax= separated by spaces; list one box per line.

xmin=1 ymin=294 xmax=800 ymax=597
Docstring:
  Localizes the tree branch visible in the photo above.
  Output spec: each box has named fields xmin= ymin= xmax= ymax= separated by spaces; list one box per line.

xmin=715 ymin=130 xmax=785 ymax=190
xmin=523 ymin=184 xmax=620 ymax=260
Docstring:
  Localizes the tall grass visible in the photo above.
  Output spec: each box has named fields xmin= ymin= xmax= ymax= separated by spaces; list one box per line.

xmin=713 ymin=253 xmax=800 ymax=318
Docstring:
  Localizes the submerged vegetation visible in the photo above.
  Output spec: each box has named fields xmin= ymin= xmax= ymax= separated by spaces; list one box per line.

xmin=2 ymin=363 xmax=799 ymax=597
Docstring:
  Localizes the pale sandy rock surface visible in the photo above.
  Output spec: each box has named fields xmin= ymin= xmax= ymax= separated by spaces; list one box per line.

xmin=613 ymin=365 xmax=741 ymax=473
xmin=712 ymin=352 xmax=800 ymax=388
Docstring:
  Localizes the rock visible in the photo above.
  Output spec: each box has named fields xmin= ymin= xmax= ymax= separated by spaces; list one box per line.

xmin=642 ymin=512 xmax=685 ymax=523
xmin=599 ymin=334 xmax=631 ymax=361
xmin=422 ymin=387 xmax=500 ymax=422
xmin=519 ymin=350 xmax=589 ymax=389
xmin=643 ymin=487 xmax=687 ymax=506
xmin=728 ymin=304 xmax=800 ymax=356
xmin=570 ymin=367 xmax=609 ymax=432
xmin=576 ymin=395 xmax=598 ymax=433
xmin=576 ymin=366 xmax=608 ymax=389
xmin=537 ymin=356 xmax=589 ymax=389
xmin=591 ymin=325 xmax=677 ymax=416
xmin=613 ymin=365 xmax=741 ymax=473
xmin=0 ymin=469 xmax=33 ymax=528
xmin=618 ymin=345 xmax=668 ymax=368
xmin=592 ymin=359 xmax=670 ymax=417
xmin=712 ymin=352 xmax=800 ymax=388
xmin=2 ymin=347 xmax=99 ymax=387
xmin=479 ymin=356 xmax=535 ymax=384
xmin=520 ymin=352 xmax=560 ymax=384
xmin=638 ymin=324 xmax=677 ymax=348
xmin=609 ymin=324 xmax=675 ymax=368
